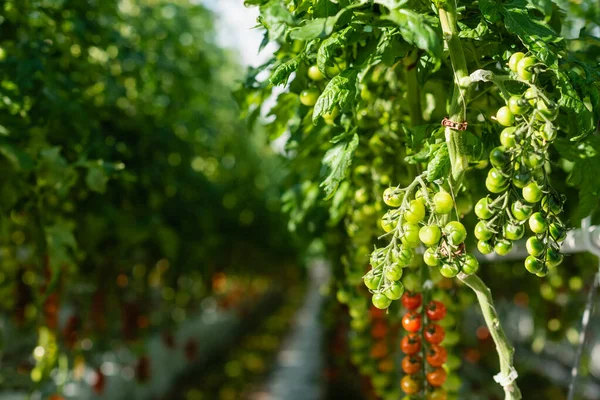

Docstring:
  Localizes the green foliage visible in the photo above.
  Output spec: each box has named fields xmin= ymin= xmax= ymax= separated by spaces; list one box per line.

xmin=0 ymin=0 xmax=297 ymax=392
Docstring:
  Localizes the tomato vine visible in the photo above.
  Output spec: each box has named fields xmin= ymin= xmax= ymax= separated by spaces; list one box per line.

xmin=242 ymin=0 xmax=600 ymax=398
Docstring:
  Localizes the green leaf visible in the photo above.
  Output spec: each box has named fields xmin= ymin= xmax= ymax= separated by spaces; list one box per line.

xmin=317 ymin=26 xmax=354 ymax=74
xmin=0 ymin=138 xmax=34 ymax=171
xmin=85 ymin=164 xmax=108 ymax=194
xmin=313 ymin=69 xmax=358 ymax=123
xmin=526 ymin=0 xmax=552 ymax=16
xmin=385 ymin=10 xmax=442 ymax=60
xmin=45 ymin=222 xmax=77 ymax=271
xmin=258 ymin=0 xmax=294 ymax=40
xmin=485 ymin=0 xmax=562 ymax=64
xmin=37 ymin=147 xmax=78 ymax=196
xmin=478 ymin=0 xmax=502 ymax=22
xmin=266 ymin=92 xmax=301 ymax=139
xmin=426 ymin=144 xmax=450 ymax=181
xmin=556 ymin=70 xmax=594 ymax=140
xmin=373 ymin=0 xmax=410 ymax=10
xmin=554 ymin=137 xmax=600 ymax=218
xmin=270 ymin=56 xmax=302 ymax=86
xmin=289 ymin=8 xmax=350 ymax=41
xmin=320 ymin=133 xmax=359 ymax=200
xmin=458 ymin=20 xmax=489 ymax=39
xmin=290 ymin=18 xmax=327 ymax=40
xmin=328 ymin=180 xmax=350 ymax=226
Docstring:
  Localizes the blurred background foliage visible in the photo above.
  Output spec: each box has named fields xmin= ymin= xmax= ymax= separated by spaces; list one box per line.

xmin=0 ymin=0 xmax=301 ymax=397
xmin=0 ymin=0 xmax=599 ymax=399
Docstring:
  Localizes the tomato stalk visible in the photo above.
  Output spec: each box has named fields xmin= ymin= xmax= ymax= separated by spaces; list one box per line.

xmin=436 ymin=0 xmax=469 ymax=185
xmin=458 ymin=272 xmax=522 ymax=400
xmin=437 ymin=2 xmax=523 ymax=399
xmin=404 ymin=52 xmax=423 ymax=127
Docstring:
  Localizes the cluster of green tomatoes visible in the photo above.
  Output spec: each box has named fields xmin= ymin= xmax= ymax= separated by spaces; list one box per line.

xmin=364 ymin=183 xmax=479 ymax=310
xmin=474 ymin=52 xmax=566 ymax=276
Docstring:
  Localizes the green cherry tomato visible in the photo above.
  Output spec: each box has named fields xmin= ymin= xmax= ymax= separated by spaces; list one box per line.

xmin=512 ymin=170 xmax=531 ymax=189
xmin=475 ymin=197 xmax=494 ymax=220
xmin=536 ymin=100 xmax=558 ymax=122
xmin=393 ymin=246 xmax=415 ymax=266
xmin=496 ymin=106 xmax=515 ymax=127
xmin=383 ymin=187 xmax=402 ymax=207
xmin=405 ymin=200 xmax=426 ymax=224
xmin=526 ymin=236 xmax=544 ymax=256
xmin=511 ymin=200 xmax=533 ymax=221
xmin=504 ymin=223 xmax=525 ymax=241
xmin=433 ymin=192 xmax=454 ymax=214
xmin=385 ymin=263 xmax=404 ymax=281
xmin=444 ymin=221 xmax=467 ymax=245
xmin=477 ymin=240 xmax=494 ymax=255
xmin=517 ymin=56 xmax=536 ymax=81
xmin=372 ymin=293 xmax=392 ymax=309
xmin=524 ymin=256 xmax=544 ymax=274
xmin=420 ymin=225 xmax=442 ymax=247
xmin=300 ymin=88 xmax=320 ymax=106
xmin=542 ymin=195 xmax=563 ymax=215
xmin=536 ymin=266 xmax=550 ymax=277
xmin=308 ymin=65 xmax=324 ymax=81
xmin=522 ymin=182 xmax=543 ymax=203
xmin=538 ymin=127 xmax=557 ymax=141
xmin=486 ymin=168 xmax=509 ymax=193
xmin=381 ymin=214 xmax=395 ymax=233
xmin=508 ymin=52 xmax=525 ymax=72
xmin=529 ymin=212 xmax=548 ymax=234
xmin=474 ymin=221 xmax=493 ymax=241
xmin=402 ymin=223 xmax=422 ymax=248
xmin=423 ymin=248 xmax=440 ymax=267
xmin=489 ymin=146 xmax=509 ymax=168
xmin=336 ymin=289 xmax=350 ymax=304
xmin=440 ymin=262 xmax=460 ymax=278
xmin=364 ymin=273 xmax=381 ymax=290
xmin=545 ymin=248 xmax=563 ymax=268
xmin=524 ymin=87 xmax=537 ymax=106
xmin=549 ymin=223 xmax=566 ymax=243
xmin=523 ymin=152 xmax=544 ymax=169
xmin=354 ymin=188 xmax=369 ymax=204
xmin=322 ymin=107 xmax=339 ymax=125
xmin=384 ymin=281 xmax=405 ymax=300
xmin=500 ymin=127 xmax=517 ymax=148
xmin=371 ymin=248 xmax=386 ymax=267
xmin=494 ymin=239 xmax=513 ymax=256
xmin=508 ymin=96 xmax=529 ymax=115
xmin=462 ymin=253 xmax=479 ymax=275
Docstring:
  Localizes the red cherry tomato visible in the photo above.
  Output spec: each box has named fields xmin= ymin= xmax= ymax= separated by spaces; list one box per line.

xmin=426 ymin=300 xmax=447 ymax=321
xmin=427 ymin=368 xmax=448 ymax=387
xmin=424 ymin=323 xmax=446 ymax=345
xmin=401 ymin=355 xmax=422 ymax=374
xmin=427 ymin=344 xmax=448 ymax=367
xmin=400 ymin=332 xmax=422 ymax=355
xmin=402 ymin=311 xmax=423 ymax=332
xmin=402 ymin=292 xmax=423 ymax=310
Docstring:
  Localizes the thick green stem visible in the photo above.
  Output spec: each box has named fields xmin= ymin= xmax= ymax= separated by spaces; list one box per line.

xmin=458 ymin=273 xmax=522 ymax=400
xmin=405 ymin=60 xmax=423 ymax=126
xmin=437 ymin=1 xmax=470 ymax=185
xmin=436 ymin=2 xmax=523 ymax=398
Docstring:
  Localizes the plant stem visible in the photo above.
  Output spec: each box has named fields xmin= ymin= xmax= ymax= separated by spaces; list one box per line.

xmin=437 ymin=1 xmax=470 ymax=185
xmin=436 ymin=2 xmax=523 ymax=397
xmin=459 ymin=273 xmax=522 ymax=400
xmin=405 ymin=57 xmax=423 ymax=126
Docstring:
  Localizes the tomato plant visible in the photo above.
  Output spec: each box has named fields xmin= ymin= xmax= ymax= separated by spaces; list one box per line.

xmin=241 ymin=0 xmax=600 ymax=398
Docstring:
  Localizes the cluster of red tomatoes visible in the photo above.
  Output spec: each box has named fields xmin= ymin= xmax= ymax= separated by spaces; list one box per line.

xmin=400 ymin=293 xmax=449 ymax=399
